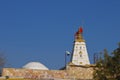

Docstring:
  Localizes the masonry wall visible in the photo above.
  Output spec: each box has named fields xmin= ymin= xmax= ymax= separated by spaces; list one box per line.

xmin=2 ymin=65 xmax=94 ymax=79
xmin=66 ymin=65 xmax=94 ymax=79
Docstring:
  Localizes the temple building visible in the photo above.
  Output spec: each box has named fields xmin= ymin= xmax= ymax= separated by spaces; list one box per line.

xmin=1 ymin=27 xmax=94 ymax=80
xmin=71 ymin=27 xmax=90 ymax=65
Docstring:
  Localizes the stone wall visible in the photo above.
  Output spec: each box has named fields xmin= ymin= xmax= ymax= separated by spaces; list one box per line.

xmin=66 ymin=65 xmax=94 ymax=79
xmin=2 ymin=65 xmax=94 ymax=79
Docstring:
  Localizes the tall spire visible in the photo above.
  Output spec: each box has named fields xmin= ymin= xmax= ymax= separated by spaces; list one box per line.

xmin=75 ymin=27 xmax=85 ymax=42
xmin=71 ymin=27 xmax=90 ymax=65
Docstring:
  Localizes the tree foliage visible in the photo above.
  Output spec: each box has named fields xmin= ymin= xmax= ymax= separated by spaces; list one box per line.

xmin=94 ymin=45 xmax=120 ymax=80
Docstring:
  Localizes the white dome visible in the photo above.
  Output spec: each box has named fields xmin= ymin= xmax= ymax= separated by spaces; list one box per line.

xmin=23 ymin=62 xmax=49 ymax=70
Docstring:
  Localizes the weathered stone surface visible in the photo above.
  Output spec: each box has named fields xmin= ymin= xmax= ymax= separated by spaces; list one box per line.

xmin=2 ymin=65 xmax=95 ymax=79
xmin=66 ymin=65 xmax=94 ymax=79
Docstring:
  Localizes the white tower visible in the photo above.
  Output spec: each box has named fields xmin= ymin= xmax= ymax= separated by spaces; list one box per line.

xmin=71 ymin=27 xmax=90 ymax=65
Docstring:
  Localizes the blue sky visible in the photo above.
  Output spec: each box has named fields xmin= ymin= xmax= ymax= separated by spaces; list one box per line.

xmin=0 ymin=0 xmax=120 ymax=69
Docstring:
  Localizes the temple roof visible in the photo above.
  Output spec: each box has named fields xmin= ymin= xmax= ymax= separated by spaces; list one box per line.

xmin=23 ymin=62 xmax=49 ymax=70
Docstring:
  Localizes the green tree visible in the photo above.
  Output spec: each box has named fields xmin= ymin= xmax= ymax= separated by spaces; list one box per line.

xmin=94 ymin=44 xmax=120 ymax=80
xmin=111 ymin=45 xmax=120 ymax=79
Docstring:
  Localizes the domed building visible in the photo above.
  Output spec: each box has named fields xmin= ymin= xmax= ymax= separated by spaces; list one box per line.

xmin=23 ymin=62 xmax=49 ymax=70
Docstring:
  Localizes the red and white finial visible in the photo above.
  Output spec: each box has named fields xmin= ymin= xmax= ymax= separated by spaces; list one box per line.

xmin=75 ymin=26 xmax=85 ymax=42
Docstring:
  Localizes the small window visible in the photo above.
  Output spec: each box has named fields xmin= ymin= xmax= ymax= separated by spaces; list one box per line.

xmin=80 ymin=47 xmax=82 ymax=49
xmin=80 ymin=54 xmax=82 ymax=57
